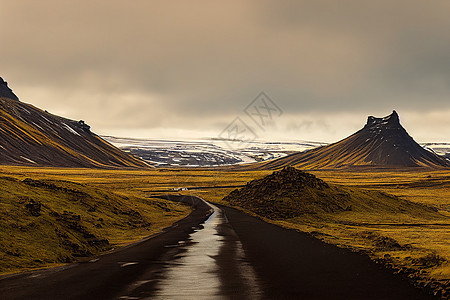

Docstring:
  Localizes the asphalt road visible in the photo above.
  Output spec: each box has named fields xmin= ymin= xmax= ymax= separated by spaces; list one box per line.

xmin=219 ymin=205 xmax=436 ymax=300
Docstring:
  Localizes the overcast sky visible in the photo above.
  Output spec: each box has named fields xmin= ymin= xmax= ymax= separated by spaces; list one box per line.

xmin=1 ymin=0 xmax=449 ymax=142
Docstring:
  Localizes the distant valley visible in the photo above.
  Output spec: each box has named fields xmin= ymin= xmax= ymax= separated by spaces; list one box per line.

xmin=103 ymin=136 xmax=326 ymax=167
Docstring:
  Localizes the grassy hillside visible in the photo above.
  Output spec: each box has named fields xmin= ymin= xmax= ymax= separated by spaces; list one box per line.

xmin=0 ymin=174 xmax=190 ymax=274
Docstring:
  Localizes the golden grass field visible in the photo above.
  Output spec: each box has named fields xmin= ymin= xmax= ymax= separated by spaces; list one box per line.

xmin=1 ymin=165 xmax=449 ymax=291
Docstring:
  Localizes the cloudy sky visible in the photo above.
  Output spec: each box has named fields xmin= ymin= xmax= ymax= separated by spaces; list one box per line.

xmin=1 ymin=0 xmax=449 ymax=142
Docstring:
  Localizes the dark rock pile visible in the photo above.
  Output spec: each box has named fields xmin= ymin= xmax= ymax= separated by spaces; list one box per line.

xmin=223 ymin=166 xmax=352 ymax=219
xmin=24 ymin=200 xmax=42 ymax=217
xmin=245 ymin=166 xmax=329 ymax=191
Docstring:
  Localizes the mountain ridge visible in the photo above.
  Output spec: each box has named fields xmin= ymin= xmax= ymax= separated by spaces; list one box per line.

xmin=0 ymin=96 xmax=148 ymax=168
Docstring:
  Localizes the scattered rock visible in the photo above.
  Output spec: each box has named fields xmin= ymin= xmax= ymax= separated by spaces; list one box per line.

xmin=373 ymin=236 xmax=404 ymax=250
xmin=78 ymin=120 xmax=91 ymax=133
xmin=22 ymin=178 xmax=92 ymax=202
xmin=24 ymin=200 xmax=41 ymax=216
xmin=54 ymin=211 xmax=110 ymax=254
xmin=6 ymin=249 xmax=21 ymax=257
xmin=412 ymin=253 xmax=445 ymax=268
xmin=358 ymin=231 xmax=406 ymax=251
xmin=154 ymin=202 xmax=171 ymax=212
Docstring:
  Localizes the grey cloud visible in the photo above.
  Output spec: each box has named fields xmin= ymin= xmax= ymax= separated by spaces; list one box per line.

xmin=0 ymin=0 xmax=449 ymax=140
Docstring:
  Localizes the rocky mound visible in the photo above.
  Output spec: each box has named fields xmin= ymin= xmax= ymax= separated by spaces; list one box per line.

xmin=253 ymin=111 xmax=449 ymax=170
xmin=223 ymin=166 xmax=439 ymax=220
xmin=224 ymin=167 xmax=352 ymax=219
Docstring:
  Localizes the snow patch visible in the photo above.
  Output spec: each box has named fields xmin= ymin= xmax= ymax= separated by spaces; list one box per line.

xmin=41 ymin=116 xmax=52 ymax=124
xmin=20 ymin=156 xmax=36 ymax=164
xmin=32 ymin=122 xmax=43 ymax=131
xmin=63 ymin=123 xmax=81 ymax=136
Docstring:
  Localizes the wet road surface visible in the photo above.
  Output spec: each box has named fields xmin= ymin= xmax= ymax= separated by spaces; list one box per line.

xmin=118 ymin=201 xmax=261 ymax=299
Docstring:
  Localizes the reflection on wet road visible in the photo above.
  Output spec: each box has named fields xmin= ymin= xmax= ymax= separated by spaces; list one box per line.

xmin=119 ymin=201 xmax=261 ymax=299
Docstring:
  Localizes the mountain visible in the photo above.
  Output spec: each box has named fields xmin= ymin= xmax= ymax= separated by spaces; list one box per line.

xmin=253 ymin=111 xmax=449 ymax=170
xmin=0 ymin=77 xmax=19 ymax=101
xmin=0 ymin=79 xmax=148 ymax=168
xmin=223 ymin=166 xmax=439 ymax=219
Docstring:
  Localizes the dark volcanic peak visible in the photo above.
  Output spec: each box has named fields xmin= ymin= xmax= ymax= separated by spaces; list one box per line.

xmin=252 ymin=111 xmax=449 ymax=170
xmin=0 ymin=77 xmax=19 ymax=101
xmin=357 ymin=110 xmax=447 ymax=167
xmin=365 ymin=110 xmax=400 ymax=129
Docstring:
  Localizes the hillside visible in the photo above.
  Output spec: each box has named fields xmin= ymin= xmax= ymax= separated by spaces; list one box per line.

xmin=251 ymin=111 xmax=449 ymax=170
xmin=0 ymin=95 xmax=148 ymax=168
xmin=0 ymin=175 xmax=190 ymax=273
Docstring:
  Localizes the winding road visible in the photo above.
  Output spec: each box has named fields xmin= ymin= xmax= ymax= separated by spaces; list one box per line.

xmin=0 ymin=196 xmax=436 ymax=299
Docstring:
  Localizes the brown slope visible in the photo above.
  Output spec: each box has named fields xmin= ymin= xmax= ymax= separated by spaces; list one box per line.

xmin=0 ymin=97 xmax=148 ymax=168
xmin=249 ymin=111 xmax=449 ymax=170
